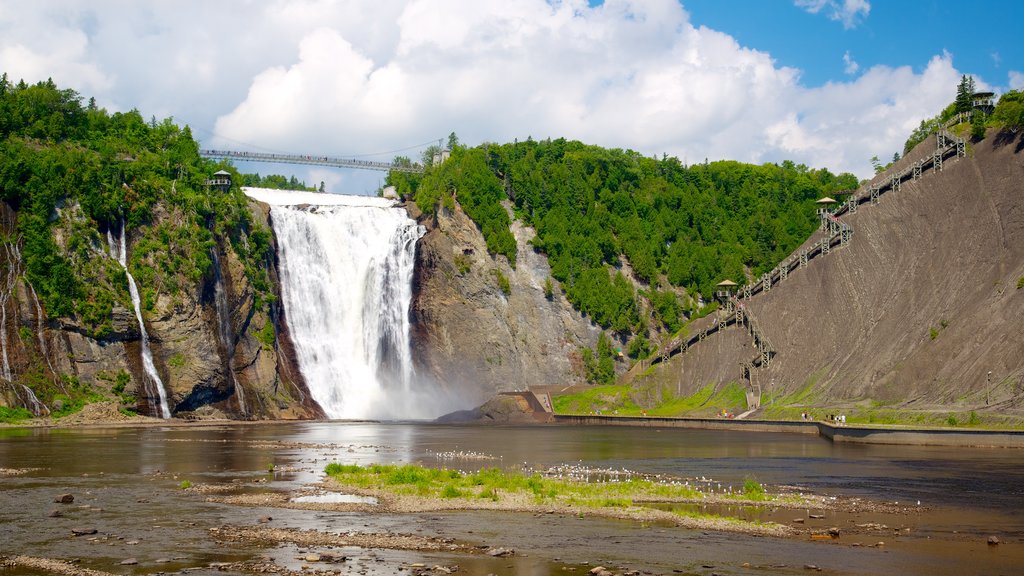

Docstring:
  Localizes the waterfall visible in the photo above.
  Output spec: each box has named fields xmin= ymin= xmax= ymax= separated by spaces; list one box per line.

xmin=245 ymin=188 xmax=436 ymax=420
xmin=211 ymin=248 xmax=246 ymax=416
xmin=28 ymin=283 xmax=55 ymax=377
xmin=108 ymin=223 xmax=171 ymax=419
xmin=0 ymin=239 xmax=21 ymax=381
xmin=19 ymin=384 xmax=47 ymax=416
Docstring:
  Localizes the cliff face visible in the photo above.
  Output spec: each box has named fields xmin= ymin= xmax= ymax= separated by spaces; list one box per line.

xmin=410 ymin=200 xmax=600 ymax=406
xmin=641 ymin=131 xmax=1024 ymax=412
xmin=0 ymin=199 xmax=321 ymax=420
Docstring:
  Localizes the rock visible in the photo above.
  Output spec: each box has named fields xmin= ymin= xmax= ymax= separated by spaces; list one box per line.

xmin=305 ymin=554 xmax=321 ymax=562
xmin=792 ymin=518 xmax=805 ymax=523
xmin=120 ymin=558 xmax=138 ymax=565
xmin=987 ymin=536 xmax=1000 ymax=545
xmin=804 ymin=566 xmax=821 ymax=571
xmin=827 ymin=527 xmax=841 ymax=537
xmin=258 ymin=516 xmax=273 ymax=523
xmin=808 ymin=514 xmax=824 ymax=519
xmin=589 ymin=568 xmax=606 ymax=576
xmin=54 ymin=494 xmax=74 ymax=504
xmin=48 ymin=509 xmax=63 ymax=518
xmin=71 ymin=527 xmax=97 ymax=536
xmin=486 ymin=547 xmax=515 ymax=557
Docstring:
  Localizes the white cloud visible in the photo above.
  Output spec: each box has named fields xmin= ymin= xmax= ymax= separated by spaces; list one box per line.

xmin=795 ymin=0 xmax=871 ymax=29
xmin=1009 ymin=71 xmax=1024 ymax=90
xmin=843 ymin=50 xmax=859 ymax=75
xmin=0 ymin=0 xmax=963 ymax=180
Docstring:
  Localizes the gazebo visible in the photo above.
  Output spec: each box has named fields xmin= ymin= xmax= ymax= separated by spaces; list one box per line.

xmin=715 ymin=279 xmax=738 ymax=304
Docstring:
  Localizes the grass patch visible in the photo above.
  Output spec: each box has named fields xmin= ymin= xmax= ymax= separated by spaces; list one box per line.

xmin=552 ymin=381 xmax=748 ymax=418
xmin=0 ymin=406 xmax=33 ymax=423
xmin=323 ymin=462 xmax=776 ymax=519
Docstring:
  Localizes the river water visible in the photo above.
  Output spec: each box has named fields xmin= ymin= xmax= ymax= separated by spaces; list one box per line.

xmin=1 ymin=422 xmax=1022 ymax=575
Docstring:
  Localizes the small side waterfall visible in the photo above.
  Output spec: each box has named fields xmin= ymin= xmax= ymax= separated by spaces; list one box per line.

xmin=245 ymin=188 xmax=439 ymax=420
xmin=0 ymin=238 xmax=22 ymax=381
xmin=210 ymin=248 xmax=246 ymax=416
xmin=108 ymin=223 xmax=171 ymax=419
xmin=19 ymin=384 xmax=47 ymax=416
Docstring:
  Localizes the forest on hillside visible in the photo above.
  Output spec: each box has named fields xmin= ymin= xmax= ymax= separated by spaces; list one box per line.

xmin=389 ymin=139 xmax=858 ymax=347
xmin=0 ymin=75 xmax=272 ymax=340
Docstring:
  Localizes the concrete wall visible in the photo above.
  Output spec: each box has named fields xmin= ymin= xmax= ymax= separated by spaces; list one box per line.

xmin=554 ymin=415 xmax=1024 ymax=448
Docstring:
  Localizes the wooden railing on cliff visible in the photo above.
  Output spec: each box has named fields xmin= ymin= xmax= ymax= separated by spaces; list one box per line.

xmin=624 ymin=125 xmax=968 ymax=407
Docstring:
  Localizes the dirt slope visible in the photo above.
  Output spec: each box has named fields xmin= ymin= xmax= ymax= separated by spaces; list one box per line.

xmin=643 ymin=131 xmax=1024 ymax=413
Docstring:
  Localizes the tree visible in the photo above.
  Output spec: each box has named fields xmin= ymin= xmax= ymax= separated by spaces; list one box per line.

xmin=447 ymin=131 xmax=460 ymax=150
xmin=955 ymin=74 xmax=976 ymax=115
xmin=870 ymin=155 xmax=883 ymax=174
xmin=971 ymin=107 xmax=987 ymax=140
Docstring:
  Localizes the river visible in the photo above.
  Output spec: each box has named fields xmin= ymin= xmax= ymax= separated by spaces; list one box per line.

xmin=1 ymin=422 xmax=1022 ymax=575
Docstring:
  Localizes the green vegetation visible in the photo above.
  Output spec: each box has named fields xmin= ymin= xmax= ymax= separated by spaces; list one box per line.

xmin=254 ymin=319 xmax=276 ymax=350
xmin=992 ymin=90 xmax=1024 ymax=130
xmin=237 ymin=173 xmax=316 ymax=191
xmin=179 ymin=479 xmax=192 ymax=489
xmin=1017 ymin=276 xmax=1024 ymax=290
xmin=930 ymin=326 xmax=939 ymax=340
xmin=0 ymin=406 xmax=33 ymax=423
xmin=323 ymin=463 xmax=777 ymax=515
xmin=740 ymin=478 xmax=767 ymax=501
xmin=391 ymin=137 xmax=856 ymax=341
xmin=110 ymin=369 xmax=136 ymax=405
xmin=453 ymin=253 xmax=471 ymax=275
xmin=490 ymin=268 xmax=511 ymax=295
xmin=0 ymin=75 xmax=279 ymax=411
xmin=553 ymin=380 xmax=748 ymax=417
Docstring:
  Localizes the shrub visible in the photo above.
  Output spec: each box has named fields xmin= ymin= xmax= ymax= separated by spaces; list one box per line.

xmin=929 ymin=327 xmax=939 ymax=340
xmin=946 ymin=414 xmax=958 ymax=427
xmin=441 ymin=484 xmax=463 ymax=498
xmin=1017 ymin=276 xmax=1024 ymax=290
xmin=743 ymin=477 xmax=767 ymax=500
xmin=490 ymin=269 xmax=511 ymax=295
xmin=179 ymin=480 xmax=192 ymax=489
xmin=0 ymin=406 xmax=33 ymax=423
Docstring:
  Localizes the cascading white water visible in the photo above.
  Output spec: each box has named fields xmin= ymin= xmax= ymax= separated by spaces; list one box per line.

xmin=0 ymin=239 xmax=22 ymax=381
xmin=108 ymin=224 xmax=171 ymax=419
xmin=245 ymin=188 xmax=436 ymax=420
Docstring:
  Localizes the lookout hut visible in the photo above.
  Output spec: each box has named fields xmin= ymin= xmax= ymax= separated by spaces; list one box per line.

xmin=972 ymin=91 xmax=995 ymax=114
xmin=206 ymin=170 xmax=232 ymax=193
xmin=816 ymin=197 xmax=837 ymax=231
xmin=715 ymin=279 xmax=738 ymax=304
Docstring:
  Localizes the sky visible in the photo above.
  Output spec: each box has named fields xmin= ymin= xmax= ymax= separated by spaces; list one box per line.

xmin=1 ymin=0 xmax=1021 ymax=193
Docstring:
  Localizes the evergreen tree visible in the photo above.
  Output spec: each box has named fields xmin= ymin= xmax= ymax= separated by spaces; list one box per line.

xmin=955 ymin=74 xmax=976 ymax=115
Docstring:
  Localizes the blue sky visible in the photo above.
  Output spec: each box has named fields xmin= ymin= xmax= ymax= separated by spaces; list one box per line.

xmin=686 ymin=1 xmax=1021 ymax=90
xmin=1 ymin=0 xmax=1020 ymax=189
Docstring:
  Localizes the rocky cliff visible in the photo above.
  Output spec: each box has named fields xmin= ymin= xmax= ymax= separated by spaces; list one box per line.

xmin=0 ymin=199 xmax=321 ymax=420
xmin=410 ymin=200 xmax=601 ymax=405
xmin=637 ymin=130 xmax=1024 ymax=414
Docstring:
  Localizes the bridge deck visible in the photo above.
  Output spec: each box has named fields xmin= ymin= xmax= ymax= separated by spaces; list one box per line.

xmin=200 ymin=149 xmax=424 ymax=174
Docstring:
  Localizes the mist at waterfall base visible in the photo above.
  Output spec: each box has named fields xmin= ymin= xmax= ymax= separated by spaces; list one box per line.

xmin=246 ymin=188 xmax=457 ymax=420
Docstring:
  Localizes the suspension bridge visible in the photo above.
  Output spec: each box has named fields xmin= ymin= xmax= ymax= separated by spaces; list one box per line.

xmin=199 ymin=149 xmax=426 ymax=174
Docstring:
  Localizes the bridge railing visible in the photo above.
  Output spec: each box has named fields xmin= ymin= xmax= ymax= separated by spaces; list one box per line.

xmin=200 ymin=149 xmax=425 ymax=174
